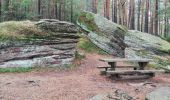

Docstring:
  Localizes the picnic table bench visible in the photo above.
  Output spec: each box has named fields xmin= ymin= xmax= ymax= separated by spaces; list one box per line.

xmin=97 ymin=58 xmax=162 ymax=78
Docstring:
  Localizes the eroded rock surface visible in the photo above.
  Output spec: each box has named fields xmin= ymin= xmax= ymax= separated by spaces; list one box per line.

xmin=0 ymin=19 xmax=79 ymax=68
xmin=146 ymin=87 xmax=170 ymax=100
xmin=125 ymin=30 xmax=170 ymax=68
xmin=77 ymin=12 xmax=127 ymax=57
xmin=77 ymin=11 xmax=170 ymax=69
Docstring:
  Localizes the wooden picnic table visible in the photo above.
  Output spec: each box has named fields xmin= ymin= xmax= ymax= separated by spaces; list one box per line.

xmin=97 ymin=58 xmax=158 ymax=78
xmin=99 ymin=58 xmax=152 ymax=71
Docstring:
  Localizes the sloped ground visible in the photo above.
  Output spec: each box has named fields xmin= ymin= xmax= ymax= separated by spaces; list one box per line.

xmin=0 ymin=53 xmax=170 ymax=100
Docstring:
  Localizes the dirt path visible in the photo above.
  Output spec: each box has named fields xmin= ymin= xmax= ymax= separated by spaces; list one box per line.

xmin=0 ymin=53 xmax=170 ymax=100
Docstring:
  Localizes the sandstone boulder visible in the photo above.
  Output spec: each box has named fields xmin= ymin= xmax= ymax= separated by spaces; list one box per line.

xmin=77 ymin=12 xmax=127 ymax=57
xmin=125 ymin=30 xmax=170 ymax=69
xmin=0 ymin=19 xmax=79 ymax=68
xmin=78 ymin=11 xmax=170 ymax=69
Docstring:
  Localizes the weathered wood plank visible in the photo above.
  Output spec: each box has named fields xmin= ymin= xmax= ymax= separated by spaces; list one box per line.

xmin=97 ymin=66 xmax=136 ymax=68
xmin=107 ymin=70 xmax=165 ymax=75
xmin=99 ymin=58 xmax=152 ymax=62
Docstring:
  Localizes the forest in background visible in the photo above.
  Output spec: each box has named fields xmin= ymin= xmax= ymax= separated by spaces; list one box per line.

xmin=0 ymin=0 xmax=170 ymax=39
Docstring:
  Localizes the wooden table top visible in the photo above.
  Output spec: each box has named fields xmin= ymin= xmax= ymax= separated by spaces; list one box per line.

xmin=99 ymin=58 xmax=152 ymax=62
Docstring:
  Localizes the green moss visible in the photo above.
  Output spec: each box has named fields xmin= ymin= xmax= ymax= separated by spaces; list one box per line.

xmin=159 ymin=50 xmax=170 ymax=55
xmin=158 ymin=59 xmax=170 ymax=67
xmin=0 ymin=21 xmax=47 ymax=41
xmin=78 ymin=12 xmax=99 ymax=32
xmin=0 ymin=67 xmax=33 ymax=73
xmin=137 ymin=50 xmax=149 ymax=56
xmin=78 ymin=12 xmax=104 ymax=36
xmin=147 ymin=64 xmax=158 ymax=69
xmin=78 ymin=12 xmax=127 ymax=37
xmin=128 ymin=30 xmax=170 ymax=53
xmin=78 ymin=36 xmax=108 ymax=55
xmin=166 ymin=36 xmax=170 ymax=43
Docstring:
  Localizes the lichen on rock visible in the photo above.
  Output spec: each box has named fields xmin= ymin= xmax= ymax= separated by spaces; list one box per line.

xmin=77 ymin=11 xmax=170 ymax=69
xmin=77 ymin=11 xmax=127 ymax=57
xmin=0 ymin=19 xmax=79 ymax=68
xmin=125 ymin=30 xmax=170 ymax=69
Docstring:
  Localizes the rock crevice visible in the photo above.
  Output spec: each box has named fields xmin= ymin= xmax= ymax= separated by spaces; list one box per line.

xmin=0 ymin=19 xmax=79 ymax=68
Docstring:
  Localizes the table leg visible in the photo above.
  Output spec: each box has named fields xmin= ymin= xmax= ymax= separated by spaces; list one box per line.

xmin=108 ymin=62 xmax=116 ymax=71
xmin=138 ymin=62 xmax=148 ymax=70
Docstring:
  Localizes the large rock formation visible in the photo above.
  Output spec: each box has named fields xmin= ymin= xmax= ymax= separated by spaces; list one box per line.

xmin=0 ymin=19 xmax=79 ymax=68
xmin=125 ymin=30 xmax=170 ymax=69
xmin=77 ymin=12 xmax=127 ymax=57
xmin=77 ymin=12 xmax=170 ymax=69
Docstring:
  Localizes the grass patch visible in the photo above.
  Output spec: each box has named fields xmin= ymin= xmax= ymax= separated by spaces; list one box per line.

xmin=0 ymin=21 xmax=46 ymax=41
xmin=0 ymin=67 xmax=33 ymax=73
xmin=0 ymin=65 xmax=80 ymax=74
xmin=78 ymin=36 xmax=108 ymax=55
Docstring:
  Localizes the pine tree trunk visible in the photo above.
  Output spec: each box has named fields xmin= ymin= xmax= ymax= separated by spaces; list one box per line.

xmin=105 ymin=0 xmax=110 ymax=19
xmin=38 ymin=0 xmax=41 ymax=17
xmin=112 ymin=0 xmax=114 ymax=22
xmin=154 ymin=0 xmax=159 ymax=35
xmin=140 ymin=0 xmax=145 ymax=32
xmin=70 ymin=0 xmax=73 ymax=22
xmin=137 ymin=0 xmax=141 ymax=31
xmin=92 ymin=0 xmax=98 ymax=13
xmin=0 ymin=0 xmax=1 ymax=21
xmin=144 ymin=0 xmax=149 ymax=33
xmin=55 ymin=0 xmax=58 ymax=19
xmin=129 ymin=0 xmax=135 ymax=29
xmin=113 ymin=0 xmax=117 ymax=23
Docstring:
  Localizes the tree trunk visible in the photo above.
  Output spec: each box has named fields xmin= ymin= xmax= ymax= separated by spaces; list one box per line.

xmin=129 ymin=0 xmax=135 ymax=29
xmin=105 ymin=0 xmax=110 ymax=19
xmin=70 ymin=0 xmax=73 ymax=22
xmin=154 ymin=0 xmax=159 ymax=35
xmin=144 ymin=0 xmax=149 ymax=33
xmin=38 ymin=0 xmax=41 ymax=17
xmin=140 ymin=0 xmax=145 ymax=32
xmin=0 ymin=0 xmax=1 ymax=21
xmin=113 ymin=0 xmax=117 ymax=23
xmin=92 ymin=0 xmax=98 ymax=13
xmin=137 ymin=0 xmax=141 ymax=31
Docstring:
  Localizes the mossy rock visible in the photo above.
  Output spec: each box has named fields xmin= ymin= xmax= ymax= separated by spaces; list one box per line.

xmin=125 ymin=30 xmax=170 ymax=69
xmin=0 ymin=21 xmax=47 ymax=42
xmin=0 ymin=19 xmax=79 ymax=68
xmin=77 ymin=11 xmax=128 ymax=57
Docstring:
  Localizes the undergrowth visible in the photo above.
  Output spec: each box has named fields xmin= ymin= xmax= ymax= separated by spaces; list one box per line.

xmin=77 ymin=36 xmax=108 ymax=55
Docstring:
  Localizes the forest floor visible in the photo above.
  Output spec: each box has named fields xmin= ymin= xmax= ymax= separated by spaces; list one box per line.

xmin=0 ymin=53 xmax=170 ymax=100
